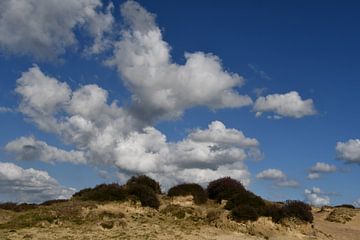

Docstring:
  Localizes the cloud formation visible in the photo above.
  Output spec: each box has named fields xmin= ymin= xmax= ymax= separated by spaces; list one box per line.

xmin=0 ymin=0 xmax=114 ymax=59
xmin=0 ymin=162 xmax=75 ymax=203
xmin=254 ymin=91 xmax=316 ymax=118
xmin=307 ymin=162 xmax=337 ymax=179
xmin=0 ymin=106 xmax=13 ymax=113
xmin=5 ymin=136 xmax=86 ymax=164
xmin=256 ymin=168 xmax=299 ymax=188
xmin=106 ymin=0 xmax=252 ymax=122
xmin=13 ymin=66 xmax=260 ymax=189
xmin=336 ymin=139 xmax=360 ymax=164
xmin=304 ymin=187 xmax=330 ymax=206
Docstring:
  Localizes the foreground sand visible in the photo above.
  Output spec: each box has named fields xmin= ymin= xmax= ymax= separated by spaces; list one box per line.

xmin=0 ymin=196 xmax=359 ymax=240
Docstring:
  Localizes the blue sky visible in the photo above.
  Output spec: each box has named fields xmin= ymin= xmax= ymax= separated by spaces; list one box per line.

xmin=0 ymin=0 xmax=359 ymax=206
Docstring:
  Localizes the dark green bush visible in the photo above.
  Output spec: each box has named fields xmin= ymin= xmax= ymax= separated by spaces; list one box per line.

xmin=334 ymin=204 xmax=355 ymax=209
xmin=282 ymin=200 xmax=313 ymax=223
xmin=0 ymin=202 xmax=37 ymax=212
xmin=126 ymin=175 xmax=161 ymax=194
xmin=40 ymin=199 xmax=69 ymax=206
xmin=168 ymin=183 xmax=207 ymax=204
xmin=261 ymin=204 xmax=285 ymax=223
xmin=206 ymin=177 xmax=247 ymax=202
xmin=231 ymin=205 xmax=259 ymax=222
xmin=126 ymin=183 xmax=160 ymax=209
xmin=72 ymin=183 xmax=127 ymax=202
xmin=224 ymin=191 xmax=265 ymax=210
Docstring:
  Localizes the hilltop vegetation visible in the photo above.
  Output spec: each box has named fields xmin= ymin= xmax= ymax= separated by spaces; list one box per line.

xmin=1 ymin=175 xmax=359 ymax=239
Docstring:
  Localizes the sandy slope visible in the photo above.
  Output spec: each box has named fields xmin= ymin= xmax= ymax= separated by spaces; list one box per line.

xmin=0 ymin=197 xmax=358 ymax=240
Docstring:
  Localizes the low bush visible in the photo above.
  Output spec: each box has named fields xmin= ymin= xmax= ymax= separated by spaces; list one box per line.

xmin=231 ymin=205 xmax=259 ymax=222
xmin=126 ymin=175 xmax=161 ymax=194
xmin=72 ymin=183 xmax=127 ymax=202
xmin=261 ymin=204 xmax=285 ymax=223
xmin=168 ymin=183 xmax=207 ymax=204
xmin=334 ymin=204 xmax=355 ymax=209
xmin=0 ymin=202 xmax=37 ymax=212
xmin=282 ymin=200 xmax=313 ymax=223
xmin=126 ymin=183 xmax=160 ymax=209
xmin=206 ymin=177 xmax=247 ymax=202
xmin=224 ymin=191 xmax=265 ymax=210
xmin=40 ymin=199 xmax=69 ymax=206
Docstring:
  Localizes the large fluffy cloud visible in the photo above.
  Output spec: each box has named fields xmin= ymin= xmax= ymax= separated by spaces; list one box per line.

xmin=0 ymin=162 xmax=75 ymax=203
xmin=304 ymin=187 xmax=330 ymax=206
xmin=106 ymin=0 xmax=252 ymax=122
xmin=256 ymin=168 xmax=299 ymax=188
xmin=0 ymin=0 xmax=114 ymax=59
xmin=336 ymin=139 xmax=360 ymax=164
xmin=307 ymin=162 xmax=337 ymax=179
xmin=5 ymin=136 xmax=86 ymax=164
xmin=253 ymin=91 xmax=316 ymax=118
xmin=12 ymin=66 xmax=260 ymax=188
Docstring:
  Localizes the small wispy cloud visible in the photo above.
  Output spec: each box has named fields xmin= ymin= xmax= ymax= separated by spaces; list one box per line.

xmin=307 ymin=162 xmax=337 ymax=179
xmin=256 ymin=168 xmax=299 ymax=188
xmin=0 ymin=106 xmax=14 ymax=113
xmin=248 ymin=64 xmax=271 ymax=80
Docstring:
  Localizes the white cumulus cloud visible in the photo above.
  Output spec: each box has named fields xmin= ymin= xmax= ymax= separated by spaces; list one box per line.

xmin=12 ymin=66 xmax=260 ymax=189
xmin=106 ymin=0 xmax=252 ymax=122
xmin=5 ymin=136 xmax=86 ymax=164
xmin=336 ymin=139 xmax=360 ymax=164
xmin=253 ymin=91 xmax=316 ymax=118
xmin=256 ymin=168 xmax=299 ymax=188
xmin=304 ymin=187 xmax=330 ymax=206
xmin=0 ymin=162 xmax=75 ymax=203
xmin=307 ymin=162 xmax=337 ymax=179
xmin=0 ymin=0 xmax=114 ymax=59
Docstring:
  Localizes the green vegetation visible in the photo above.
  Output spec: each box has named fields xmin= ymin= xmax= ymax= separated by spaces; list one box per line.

xmin=125 ymin=183 xmax=160 ymax=209
xmin=126 ymin=175 xmax=162 ymax=194
xmin=0 ymin=175 xmax=314 ymax=228
xmin=231 ymin=205 xmax=259 ymax=222
xmin=0 ymin=202 xmax=37 ymax=212
xmin=168 ymin=183 xmax=207 ymax=204
xmin=206 ymin=177 xmax=247 ymax=202
xmin=72 ymin=183 xmax=127 ymax=202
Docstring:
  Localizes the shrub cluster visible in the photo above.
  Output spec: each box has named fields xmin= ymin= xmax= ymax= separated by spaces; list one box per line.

xmin=206 ymin=177 xmax=313 ymax=224
xmin=206 ymin=177 xmax=247 ymax=202
xmin=334 ymin=204 xmax=355 ymax=209
xmin=126 ymin=175 xmax=161 ymax=194
xmin=168 ymin=183 xmax=207 ymax=204
xmin=72 ymin=183 xmax=127 ymax=202
xmin=72 ymin=175 xmax=161 ymax=209
xmin=225 ymin=191 xmax=265 ymax=210
xmin=125 ymin=183 xmax=160 ymax=209
xmin=281 ymin=200 xmax=313 ymax=223
xmin=231 ymin=205 xmax=259 ymax=222
xmin=0 ymin=202 xmax=37 ymax=212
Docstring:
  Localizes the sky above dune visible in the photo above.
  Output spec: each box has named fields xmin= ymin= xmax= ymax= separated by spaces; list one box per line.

xmin=0 ymin=0 xmax=359 ymax=206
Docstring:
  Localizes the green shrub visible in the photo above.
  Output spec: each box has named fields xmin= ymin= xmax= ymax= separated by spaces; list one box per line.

xmin=231 ymin=205 xmax=259 ymax=222
xmin=0 ymin=202 xmax=37 ymax=212
xmin=225 ymin=191 xmax=265 ymax=210
xmin=168 ymin=183 xmax=207 ymax=204
xmin=261 ymin=204 xmax=285 ymax=223
xmin=126 ymin=183 xmax=160 ymax=209
xmin=40 ymin=199 xmax=69 ymax=206
xmin=72 ymin=183 xmax=127 ymax=202
xmin=126 ymin=175 xmax=161 ymax=194
xmin=206 ymin=177 xmax=247 ymax=202
xmin=282 ymin=200 xmax=313 ymax=223
xmin=334 ymin=204 xmax=355 ymax=209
